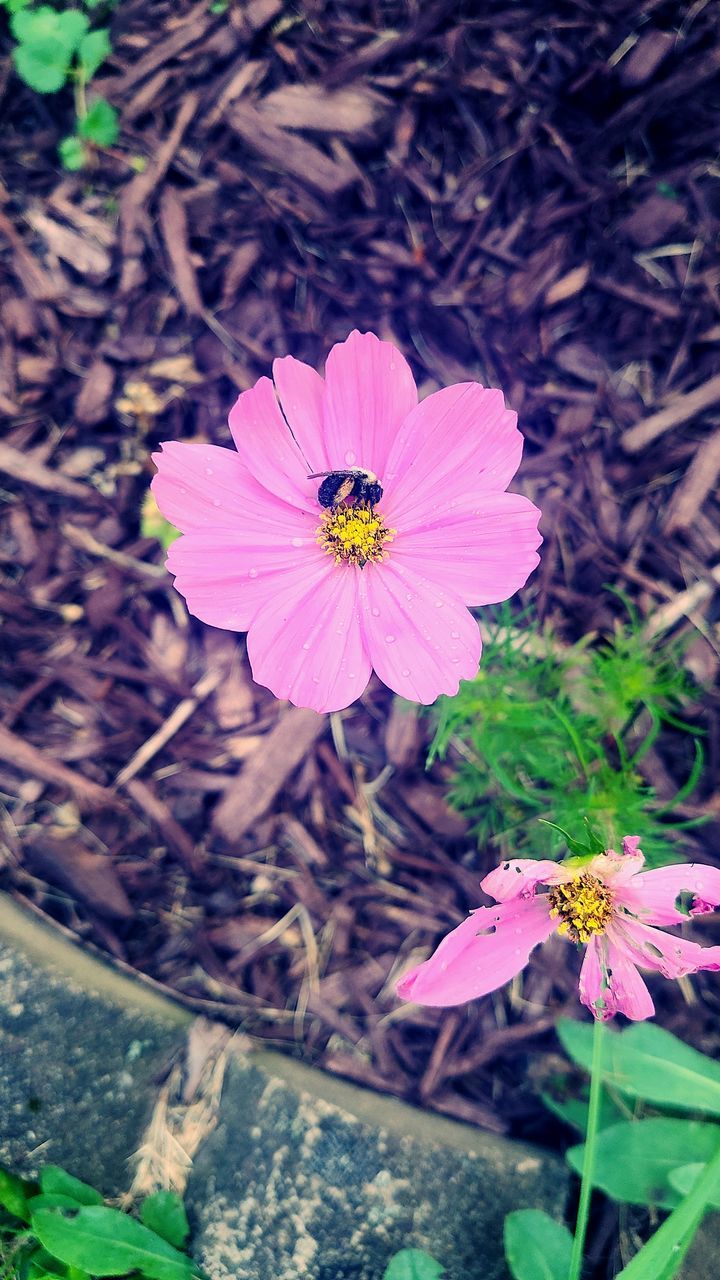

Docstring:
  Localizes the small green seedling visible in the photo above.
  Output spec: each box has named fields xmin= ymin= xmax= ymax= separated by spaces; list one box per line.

xmin=3 ymin=0 xmax=119 ymax=168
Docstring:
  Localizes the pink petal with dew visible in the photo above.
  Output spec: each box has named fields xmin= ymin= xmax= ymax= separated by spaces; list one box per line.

xmin=246 ymin=558 xmax=372 ymax=713
xmin=617 ymin=863 xmax=720 ymax=926
xmin=608 ymin=917 xmax=720 ymax=980
xmin=166 ymin=530 xmax=319 ymax=633
xmin=396 ymin=896 xmax=557 ymax=1007
xmin=391 ymin=491 xmax=541 ymax=606
xmin=579 ymin=934 xmax=655 ymax=1022
xmin=152 ymin=441 xmax=313 ymax=535
xmin=228 ymin=376 xmax=314 ymax=510
xmin=272 ymin=354 xmax=328 ymax=473
xmin=321 ymin=330 xmax=417 ymax=476
xmin=358 ymin=559 xmax=481 ymax=704
xmin=382 ymin=384 xmax=522 ymax=526
xmin=481 ymin=859 xmax=568 ymax=902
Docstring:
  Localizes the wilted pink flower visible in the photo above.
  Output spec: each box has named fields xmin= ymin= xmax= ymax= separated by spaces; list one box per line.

xmin=152 ymin=330 xmax=541 ymax=713
xmin=396 ymin=837 xmax=720 ymax=1021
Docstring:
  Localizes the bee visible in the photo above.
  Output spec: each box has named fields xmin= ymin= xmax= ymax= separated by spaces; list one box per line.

xmin=308 ymin=468 xmax=383 ymax=508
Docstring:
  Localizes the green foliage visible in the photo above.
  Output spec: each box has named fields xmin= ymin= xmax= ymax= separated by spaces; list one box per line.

xmin=383 ymin=1249 xmax=445 ymax=1279
xmin=429 ymin=603 xmax=705 ymax=868
xmin=141 ymin=492 xmax=181 ymax=552
xmin=140 ymin=1194 xmax=190 ymax=1251
xmin=567 ymin=1117 xmax=720 ymax=1209
xmin=556 ymin=1018 xmax=720 ymax=1249
xmin=58 ymin=135 xmax=88 ymax=171
xmin=504 ymin=1209 xmax=574 ymax=1280
xmin=2 ymin=0 xmax=118 ymax=166
xmin=10 ymin=6 xmax=88 ymax=92
xmin=557 ymin=1019 xmax=720 ymax=1116
xmin=79 ymin=97 xmax=118 ymax=145
xmin=0 ymin=1164 xmax=201 ymax=1280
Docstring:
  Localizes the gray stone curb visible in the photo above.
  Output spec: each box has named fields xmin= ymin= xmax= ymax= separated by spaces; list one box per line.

xmin=0 ymin=892 xmax=570 ymax=1277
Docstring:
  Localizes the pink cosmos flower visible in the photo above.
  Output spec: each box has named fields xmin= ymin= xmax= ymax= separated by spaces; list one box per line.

xmin=151 ymin=330 xmax=541 ymax=713
xmin=396 ymin=837 xmax=720 ymax=1021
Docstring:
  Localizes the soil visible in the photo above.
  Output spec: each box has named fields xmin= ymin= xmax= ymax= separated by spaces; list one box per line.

xmin=2 ymin=3 xmax=720 ymax=1269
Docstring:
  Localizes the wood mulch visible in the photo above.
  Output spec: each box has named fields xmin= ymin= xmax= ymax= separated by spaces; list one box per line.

xmin=2 ymin=0 xmax=720 ymax=1185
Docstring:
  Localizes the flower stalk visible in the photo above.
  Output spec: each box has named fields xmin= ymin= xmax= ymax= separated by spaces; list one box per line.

xmin=569 ymin=1016 xmax=604 ymax=1280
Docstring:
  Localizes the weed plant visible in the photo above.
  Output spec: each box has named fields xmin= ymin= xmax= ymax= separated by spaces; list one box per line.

xmin=429 ymin=603 xmax=705 ymax=868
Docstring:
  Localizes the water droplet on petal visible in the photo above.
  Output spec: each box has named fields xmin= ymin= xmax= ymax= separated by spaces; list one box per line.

xmin=405 ymin=592 xmax=413 ymax=602
xmin=401 ymin=668 xmax=410 ymax=677
xmin=348 ymin=671 xmax=356 ymax=679
xmin=344 ymin=449 xmax=357 ymax=465
xmin=385 ymin=633 xmax=396 ymax=644
xmin=212 ymin=498 xmax=221 ymax=507
xmin=312 ymin=675 xmax=320 ymax=684
xmin=434 ymin=600 xmax=443 ymax=609
xmin=205 ymin=466 xmax=214 ymax=476
xmin=451 ymin=631 xmax=460 ymax=639
xmin=291 ymin=537 xmax=303 ymax=548
xmin=450 ymin=657 xmax=460 ymax=664
xmin=371 ymin=607 xmax=380 ymax=617
xmin=302 ymin=642 xmax=310 ymax=651
xmin=248 ymin=568 xmax=258 ymax=579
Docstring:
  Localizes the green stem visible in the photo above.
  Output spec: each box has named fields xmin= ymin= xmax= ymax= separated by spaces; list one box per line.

xmin=569 ymin=1016 xmax=604 ymax=1280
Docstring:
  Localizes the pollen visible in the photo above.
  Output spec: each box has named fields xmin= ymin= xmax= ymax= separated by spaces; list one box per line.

xmin=317 ymin=501 xmax=395 ymax=568
xmin=547 ymin=873 xmax=614 ymax=944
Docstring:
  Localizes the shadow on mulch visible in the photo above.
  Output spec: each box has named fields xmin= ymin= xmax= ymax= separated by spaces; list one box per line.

xmin=2 ymin=0 xmax=720 ymax=1157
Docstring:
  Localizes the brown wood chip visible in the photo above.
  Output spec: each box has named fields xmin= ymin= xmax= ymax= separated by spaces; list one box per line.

xmin=212 ymin=707 xmax=326 ymax=841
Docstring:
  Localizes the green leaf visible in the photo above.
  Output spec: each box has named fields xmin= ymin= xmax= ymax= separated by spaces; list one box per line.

xmin=557 ymin=1020 xmax=720 ymax=1116
xmin=79 ymin=97 xmax=119 ymax=146
xmin=668 ymin=1162 xmax=720 ymax=1208
xmin=13 ymin=40 xmax=71 ymax=93
xmin=0 ymin=1167 xmax=32 ymax=1221
xmin=567 ymin=1118 xmax=720 ymax=1208
xmin=614 ymin=1142 xmax=720 ymax=1280
xmin=11 ymin=6 xmax=88 ymax=54
xmin=40 ymin=1167 xmax=103 ymax=1207
xmin=29 ymin=1193 xmax=94 ymax=1212
xmin=59 ymin=135 xmax=88 ymax=170
xmin=141 ymin=1192 xmax=190 ymax=1249
xmin=32 ymin=1206 xmax=193 ymax=1279
xmin=77 ymin=27 xmax=111 ymax=81
xmin=504 ymin=1209 xmax=574 ymax=1280
xmin=540 ymin=1083 xmax=625 ymax=1135
xmin=383 ymin=1249 xmax=445 ymax=1280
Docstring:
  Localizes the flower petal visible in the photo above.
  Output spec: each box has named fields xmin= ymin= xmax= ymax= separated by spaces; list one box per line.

xmin=396 ymin=897 xmax=556 ymax=1007
xmin=617 ymin=864 xmax=720 ymax=925
xmin=382 ymin=383 xmax=523 ymax=525
xmin=228 ymin=376 xmax=315 ymax=509
xmin=579 ymin=935 xmax=655 ymax=1022
xmin=390 ymin=490 xmax=542 ymax=605
xmin=322 ymin=330 xmax=417 ymax=475
xmin=272 ymin=354 xmax=327 ymax=472
xmin=166 ymin=531 xmax=317 ymax=632
xmin=152 ymin=441 xmax=313 ymax=534
xmin=608 ymin=918 xmax=720 ymax=980
xmin=246 ymin=559 xmax=371 ymax=713
xmin=358 ymin=559 xmax=481 ymax=703
xmin=481 ymin=859 xmax=567 ymax=902
xmin=588 ymin=847 xmax=645 ymax=886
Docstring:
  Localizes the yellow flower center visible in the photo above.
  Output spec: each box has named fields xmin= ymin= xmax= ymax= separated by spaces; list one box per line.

xmin=317 ymin=501 xmax=395 ymax=567
xmin=547 ymin=873 xmax=614 ymax=944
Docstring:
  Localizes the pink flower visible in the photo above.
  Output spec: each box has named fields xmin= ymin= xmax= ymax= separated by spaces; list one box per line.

xmin=151 ymin=330 xmax=541 ymax=713
xmin=396 ymin=838 xmax=720 ymax=1021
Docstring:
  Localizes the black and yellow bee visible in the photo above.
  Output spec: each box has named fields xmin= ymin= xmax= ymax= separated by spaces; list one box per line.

xmin=308 ymin=468 xmax=383 ymax=508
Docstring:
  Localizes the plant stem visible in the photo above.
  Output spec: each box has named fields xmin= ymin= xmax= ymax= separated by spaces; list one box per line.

xmin=569 ymin=1016 xmax=604 ymax=1280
